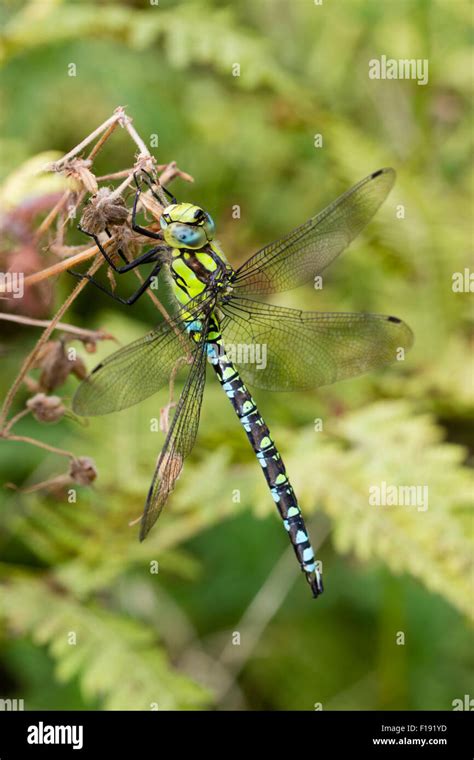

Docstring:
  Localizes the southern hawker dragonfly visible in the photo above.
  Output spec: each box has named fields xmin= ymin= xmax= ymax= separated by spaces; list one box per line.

xmin=72 ymin=167 xmax=413 ymax=598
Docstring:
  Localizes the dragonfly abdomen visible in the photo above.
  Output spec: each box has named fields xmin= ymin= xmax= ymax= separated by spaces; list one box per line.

xmin=209 ymin=344 xmax=323 ymax=598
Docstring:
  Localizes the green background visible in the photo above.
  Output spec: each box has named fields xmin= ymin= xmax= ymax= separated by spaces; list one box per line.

xmin=0 ymin=0 xmax=472 ymax=710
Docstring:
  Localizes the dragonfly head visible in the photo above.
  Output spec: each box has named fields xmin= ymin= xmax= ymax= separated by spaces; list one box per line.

xmin=160 ymin=203 xmax=215 ymax=250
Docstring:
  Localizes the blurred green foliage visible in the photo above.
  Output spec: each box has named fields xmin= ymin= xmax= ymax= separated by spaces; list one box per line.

xmin=0 ymin=0 xmax=472 ymax=710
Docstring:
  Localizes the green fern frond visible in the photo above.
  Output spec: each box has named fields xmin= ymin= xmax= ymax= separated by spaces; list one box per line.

xmin=0 ymin=577 xmax=210 ymax=710
xmin=1 ymin=3 xmax=298 ymax=96
xmin=284 ymin=401 xmax=473 ymax=620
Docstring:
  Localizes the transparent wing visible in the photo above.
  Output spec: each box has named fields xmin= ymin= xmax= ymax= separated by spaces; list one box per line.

xmin=73 ymin=294 xmax=215 ymax=416
xmin=139 ymin=327 xmax=208 ymax=539
xmin=232 ymin=168 xmax=395 ymax=295
xmin=221 ymin=297 xmax=413 ymax=391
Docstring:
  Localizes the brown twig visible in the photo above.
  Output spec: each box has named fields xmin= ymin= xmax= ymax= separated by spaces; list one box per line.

xmin=3 ymin=407 xmax=31 ymax=435
xmin=2 ymin=434 xmax=74 ymax=459
xmin=87 ymin=118 xmax=119 ymax=163
xmin=0 ymin=312 xmax=115 ymax=343
xmin=96 ymin=169 xmax=133 ymax=182
xmin=34 ymin=191 xmax=71 ymax=241
xmin=16 ymin=243 xmax=105 ymax=289
xmin=47 ymin=110 xmax=124 ymax=170
xmin=1 ymin=106 xmax=195 ymax=493
xmin=0 ymin=255 xmax=103 ymax=429
xmin=160 ymin=355 xmax=192 ymax=433
xmin=36 ymin=122 xmax=119 ymax=245
xmin=119 ymin=110 xmax=151 ymax=157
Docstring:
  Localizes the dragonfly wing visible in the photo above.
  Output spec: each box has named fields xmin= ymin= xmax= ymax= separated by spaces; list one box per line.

xmin=139 ymin=328 xmax=208 ymax=539
xmin=232 ymin=168 xmax=395 ymax=295
xmin=221 ymin=297 xmax=413 ymax=391
xmin=72 ymin=295 xmax=215 ymax=416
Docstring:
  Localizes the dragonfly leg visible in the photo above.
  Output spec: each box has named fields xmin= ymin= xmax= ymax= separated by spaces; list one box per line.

xmin=138 ymin=168 xmax=177 ymax=205
xmin=69 ymin=261 xmax=162 ymax=305
xmin=131 ymin=171 xmax=175 ymax=241
xmin=104 ymin=227 xmax=129 ymax=266
xmin=78 ymin=226 xmax=166 ymax=274
xmin=129 ymin=178 xmax=164 ymax=240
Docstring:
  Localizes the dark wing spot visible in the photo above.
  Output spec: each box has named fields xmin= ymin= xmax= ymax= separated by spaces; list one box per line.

xmin=91 ymin=362 xmax=104 ymax=374
xmin=371 ymin=168 xmax=384 ymax=179
xmin=387 ymin=316 xmax=401 ymax=323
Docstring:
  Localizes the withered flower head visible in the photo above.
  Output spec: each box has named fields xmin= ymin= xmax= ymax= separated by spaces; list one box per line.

xmin=33 ymin=340 xmax=87 ymax=392
xmin=80 ymin=187 xmax=129 ymax=235
xmin=69 ymin=456 xmax=97 ymax=486
xmin=26 ymin=393 xmax=65 ymax=423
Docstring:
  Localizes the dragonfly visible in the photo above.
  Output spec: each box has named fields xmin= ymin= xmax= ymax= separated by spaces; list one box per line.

xmin=72 ymin=167 xmax=413 ymax=598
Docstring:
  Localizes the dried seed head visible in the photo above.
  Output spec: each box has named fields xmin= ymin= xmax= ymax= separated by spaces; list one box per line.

xmin=26 ymin=393 xmax=65 ymax=423
xmin=71 ymin=355 xmax=87 ymax=381
xmin=35 ymin=341 xmax=70 ymax=391
xmin=69 ymin=456 xmax=97 ymax=486
xmin=61 ymin=158 xmax=98 ymax=194
xmin=80 ymin=187 xmax=129 ymax=235
xmin=33 ymin=340 xmax=87 ymax=391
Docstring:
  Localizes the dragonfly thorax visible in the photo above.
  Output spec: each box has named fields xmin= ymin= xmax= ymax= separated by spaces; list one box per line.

xmin=160 ymin=202 xmax=215 ymax=250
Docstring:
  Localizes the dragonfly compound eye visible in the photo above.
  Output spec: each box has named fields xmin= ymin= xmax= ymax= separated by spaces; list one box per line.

xmin=202 ymin=213 xmax=215 ymax=240
xmin=165 ymin=222 xmax=207 ymax=250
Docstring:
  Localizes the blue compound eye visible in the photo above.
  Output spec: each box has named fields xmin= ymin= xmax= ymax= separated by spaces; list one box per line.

xmin=203 ymin=213 xmax=215 ymax=239
xmin=169 ymin=223 xmax=207 ymax=249
xmin=160 ymin=215 xmax=168 ymax=229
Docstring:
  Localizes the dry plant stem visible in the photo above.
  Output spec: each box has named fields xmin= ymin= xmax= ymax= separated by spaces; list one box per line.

xmin=34 ymin=191 xmax=70 ymax=241
xmin=1 ymin=116 xmax=120 ymax=432
xmin=49 ymin=243 xmax=92 ymax=259
xmin=0 ymin=312 xmax=113 ymax=342
xmin=9 ymin=473 xmax=71 ymax=495
xmin=159 ymin=162 xmax=194 ymax=186
xmin=1 ymin=107 xmax=193 ymax=442
xmin=20 ymin=235 xmax=172 ymax=322
xmin=3 ymin=407 xmax=30 ymax=435
xmin=55 ymin=209 xmax=65 ymax=250
xmin=107 ymin=171 xmax=135 ymax=202
xmin=160 ymin=355 xmax=192 ymax=432
xmin=4 ymin=434 xmax=74 ymax=459
xmin=22 ymin=203 xmax=161 ymax=290
xmin=0 ymin=257 xmax=103 ymax=429
xmin=97 ymin=165 xmax=193 ymax=185
xmin=160 ymin=356 xmax=189 ymax=433
xmin=167 ymin=356 xmax=191 ymax=405
xmin=61 ymin=189 xmax=87 ymax=230
xmin=52 ymin=111 xmax=123 ymax=169
xmin=53 ymin=105 xmax=115 ymax=234
xmin=35 ymin=188 xmax=87 ymax=246
xmin=21 ymin=239 xmax=114 ymax=288
xmin=32 ymin=106 xmax=192 ymax=272
xmin=87 ymin=119 xmax=119 ymax=162
xmin=120 ymin=113 xmax=151 ymax=157
xmin=38 ymin=113 xmax=119 ymax=240
xmin=96 ymin=169 xmax=132 ymax=182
